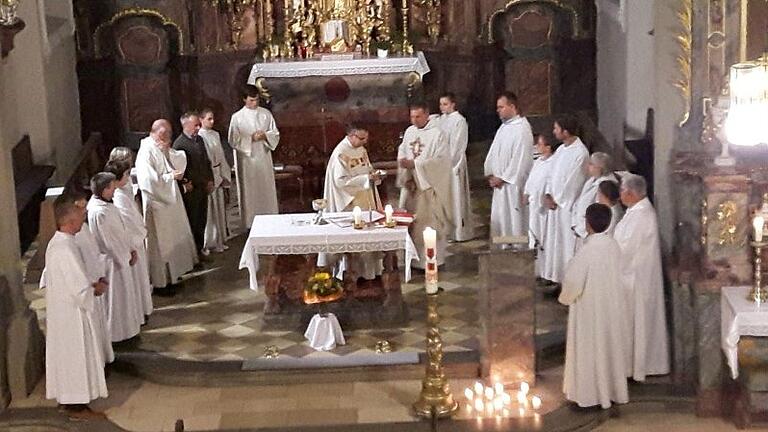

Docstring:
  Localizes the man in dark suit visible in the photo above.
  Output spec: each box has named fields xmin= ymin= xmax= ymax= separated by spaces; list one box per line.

xmin=173 ymin=111 xmax=214 ymax=258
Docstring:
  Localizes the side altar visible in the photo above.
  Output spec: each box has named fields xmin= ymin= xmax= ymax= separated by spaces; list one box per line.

xmin=239 ymin=212 xmax=419 ymax=330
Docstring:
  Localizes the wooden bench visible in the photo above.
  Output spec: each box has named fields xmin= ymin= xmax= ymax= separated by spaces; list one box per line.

xmin=12 ymin=136 xmax=54 ymax=253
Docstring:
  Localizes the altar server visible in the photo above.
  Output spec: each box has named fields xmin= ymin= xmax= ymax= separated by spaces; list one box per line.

xmin=435 ymin=92 xmax=474 ymax=242
xmin=229 ymin=86 xmax=280 ymax=228
xmin=45 ymin=195 xmax=109 ymax=419
xmin=484 ymin=91 xmax=533 ymax=241
xmin=571 ymin=152 xmax=618 ymax=248
xmin=560 ymin=203 xmax=629 ymax=409
xmin=541 ymin=115 xmax=589 ymax=283
xmin=523 ymin=134 xmax=555 ymax=277
xmin=104 ymin=159 xmax=153 ymax=317
xmin=87 ymin=172 xmax=144 ymax=342
xmin=322 ymin=124 xmax=383 ymax=279
xmin=136 ymin=119 xmax=198 ymax=290
xmin=597 ymin=180 xmax=623 ymax=235
xmin=397 ymin=103 xmax=453 ymax=267
xmin=614 ymin=174 xmax=670 ymax=381
xmin=199 ymin=108 xmax=232 ymax=253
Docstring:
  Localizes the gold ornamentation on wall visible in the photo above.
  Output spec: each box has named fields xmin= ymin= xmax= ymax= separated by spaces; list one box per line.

xmin=701 ymin=199 xmax=708 ymax=246
xmin=715 ymin=201 xmax=738 ymax=246
xmin=674 ymin=0 xmax=692 ymax=127
xmin=206 ymin=0 xmax=276 ymax=49
xmin=414 ymin=0 xmax=441 ymax=44
xmin=486 ymin=0 xmax=582 ymax=44
xmin=93 ymin=8 xmax=184 ymax=58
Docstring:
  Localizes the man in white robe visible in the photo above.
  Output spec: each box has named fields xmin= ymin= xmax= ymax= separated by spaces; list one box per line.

xmin=596 ymin=180 xmax=624 ymax=235
xmin=614 ymin=174 xmax=670 ymax=381
xmin=560 ymin=203 xmax=629 ymax=409
xmin=322 ymin=124 xmax=383 ymax=279
xmin=105 ymin=158 xmax=153 ymax=317
xmin=87 ymin=172 xmax=144 ymax=342
xmin=542 ymin=115 xmax=589 ymax=283
xmin=571 ymin=152 xmax=618 ymax=249
xmin=199 ymin=108 xmax=232 ymax=253
xmin=228 ymin=86 xmax=280 ymax=228
xmin=523 ymin=135 xmax=555 ymax=277
xmin=397 ymin=104 xmax=453 ymax=267
xmin=484 ymin=91 xmax=533 ymax=241
xmin=435 ymin=93 xmax=474 ymax=242
xmin=45 ymin=196 xmax=109 ymax=419
xmin=136 ymin=119 xmax=198 ymax=291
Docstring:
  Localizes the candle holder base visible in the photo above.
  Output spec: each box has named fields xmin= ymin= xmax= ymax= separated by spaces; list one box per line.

xmin=385 ymin=220 xmax=397 ymax=229
xmin=353 ymin=222 xmax=365 ymax=230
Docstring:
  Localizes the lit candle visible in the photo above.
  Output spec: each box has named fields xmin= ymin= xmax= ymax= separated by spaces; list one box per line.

xmin=464 ymin=388 xmax=474 ymax=401
xmin=754 ymin=215 xmax=764 ymax=242
xmin=494 ymin=382 xmax=504 ymax=395
xmin=517 ymin=391 xmax=527 ymax=405
xmin=474 ymin=381 xmax=484 ymax=395
xmin=423 ymin=227 xmax=438 ymax=294
xmin=493 ymin=398 xmax=503 ymax=411
xmin=353 ymin=206 xmax=362 ymax=226
xmin=423 ymin=227 xmax=437 ymax=254
xmin=520 ymin=381 xmax=529 ymax=395
xmin=484 ymin=387 xmax=494 ymax=400
xmin=531 ymin=396 xmax=542 ymax=410
xmin=385 ymin=204 xmax=394 ymax=224
xmin=474 ymin=399 xmax=484 ymax=412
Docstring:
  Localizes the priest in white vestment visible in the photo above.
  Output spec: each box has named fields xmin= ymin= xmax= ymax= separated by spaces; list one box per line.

xmin=435 ymin=93 xmax=474 ymax=242
xmin=560 ymin=203 xmax=629 ymax=409
xmin=199 ymin=108 xmax=232 ymax=253
xmin=228 ymin=87 xmax=280 ymax=228
xmin=397 ymin=104 xmax=453 ymax=267
xmin=105 ymin=159 xmax=153 ymax=317
xmin=484 ymin=92 xmax=533 ymax=241
xmin=542 ymin=116 xmax=589 ymax=283
xmin=571 ymin=152 xmax=618 ymax=249
xmin=614 ymin=174 xmax=670 ymax=381
xmin=136 ymin=119 xmax=198 ymax=289
xmin=523 ymin=135 xmax=555 ymax=277
xmin=87 ymin=172 xmax=144 ymax=342
xmin=45 ymin=196 xmax=109 ymax=418
xmin=596 ymin=179 xmax=624 ymax=235
xmin=322 ymin=124 xmax=384 ymax=279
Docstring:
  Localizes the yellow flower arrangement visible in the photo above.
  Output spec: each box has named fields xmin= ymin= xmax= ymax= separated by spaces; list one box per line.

xmin=304 ymin=270 xmax=344 ymax=304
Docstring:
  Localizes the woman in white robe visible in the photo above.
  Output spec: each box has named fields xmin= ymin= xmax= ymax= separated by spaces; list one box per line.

xmin=571 ymin=152 xmax=618 ymax=250
xmin=523 ymin=135 xmax=554 ymax=277
xmin=87 ymin=173 xmax=144 ymax=342
xmin=228 ymin=90 xmax=280 ymax=228
xmin=199 ymin=109 xmax=232 ymax=252
xmin=560 ymin=203 xmax=629 ymax=409
xmin=45 ymin=200 xmax=109 ymax=410
xmin=105 ymin=159 xmax=153 ymax=317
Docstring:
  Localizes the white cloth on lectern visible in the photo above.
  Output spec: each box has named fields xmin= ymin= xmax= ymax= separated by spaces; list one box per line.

xmin=304 ymin=313 xmax=346 ymax=351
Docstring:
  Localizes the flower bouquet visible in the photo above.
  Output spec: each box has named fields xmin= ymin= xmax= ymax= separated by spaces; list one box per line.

xmin=303 ymin=270 xmax=344 ymax=304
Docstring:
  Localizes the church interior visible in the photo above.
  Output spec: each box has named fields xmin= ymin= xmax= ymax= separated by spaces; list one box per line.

xmin=1 ymin=0 xmax=768 ymax=431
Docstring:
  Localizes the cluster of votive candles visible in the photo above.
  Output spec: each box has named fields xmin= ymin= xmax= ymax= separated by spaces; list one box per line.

xmin=463 ymin=381 xmax=542 ymax=418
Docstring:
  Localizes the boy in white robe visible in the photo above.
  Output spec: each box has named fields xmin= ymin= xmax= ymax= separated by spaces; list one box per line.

xmin=87 ymin=172 xmax=144 ymax=342
xmin=435 ymin=92 xmax=474 ymax=242
xmin=397 ymin=103 xmax=453 ymax=267
xmin=542 ymin=115 xmax=589 ymax=283
xmin=136 ymin=120 xmax=198 ymax=292
xmin=45 ymin=195 xmax=109 ymax=419
xmin=104 ymin=159 xmax=153 ymax=318
xmin=484 ymin=91 xmax=533 ymax=241
xmin=614 ymin=174 xmax=670 ymax=381
xmin=321 ymin=124 xmax=384 ymax=280
xmin=571 ymin=152 xmax=618 ymax=249
xmin=228 ymin=86 xmax=280 ymax=228
xmin=596 ymin=180 xmax=623 ymax=235
xmin=560 ymin=203 xmax=629 ymax=409
xmin=199 ymin=108 xmax=232 ymax=253
xmin=523 ymin=134 xmax=555 ymax=277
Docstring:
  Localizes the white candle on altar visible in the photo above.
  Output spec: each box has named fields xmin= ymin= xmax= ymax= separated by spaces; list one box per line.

xmin=353 ymin=206 xmax=362 ymax=225
xmin=385 ymin=204 xmax=394 ymax=224
xmin=754 ymin=215 xmax=764 ymax=242
xmin=423 ymin=227 xmax=438 ymax=294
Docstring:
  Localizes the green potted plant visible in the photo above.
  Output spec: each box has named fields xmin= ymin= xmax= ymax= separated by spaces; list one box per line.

xmin=375 ymin=38 xmax=391 ymax=58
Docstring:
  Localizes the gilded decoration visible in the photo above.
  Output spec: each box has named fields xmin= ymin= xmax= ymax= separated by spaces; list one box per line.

xmin=210 ymin=0 xmax=275 ymax=49
xmin=414 ymin=0 xmax=442 ymax=44
xmin=716 ymin=201 xmax=738 ymax=246
xmin=93 ymin=8 xmax=183 ymax=58
xmin=674 ymin=0 xmax=692 ymax=127
xmin=486 ymin=0 xmax=582 ymax=43
xmin=701 ymin=199 xmax=708 ymax=246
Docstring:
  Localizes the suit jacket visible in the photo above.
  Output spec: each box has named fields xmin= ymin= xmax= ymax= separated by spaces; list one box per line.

xmin=173 ymin=133 xmax=214 ymax=189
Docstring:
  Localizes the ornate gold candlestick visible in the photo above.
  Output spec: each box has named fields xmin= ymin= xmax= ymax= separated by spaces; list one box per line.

xmin=401 ymin=1 xmax=414 ymax=54
xmin=413 ymin=291 xmax=458 ymax=418
xmin=750 ymin=240 xmax=768 ymax=303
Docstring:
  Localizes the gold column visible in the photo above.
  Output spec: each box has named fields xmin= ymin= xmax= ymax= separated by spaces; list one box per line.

xmin=413 ymin=291 xmax=458 ymax=418
xmin=750 ymin=240 xmax=768 ymax=303
xmin=401 ymin=0 xmax=413 ymax=54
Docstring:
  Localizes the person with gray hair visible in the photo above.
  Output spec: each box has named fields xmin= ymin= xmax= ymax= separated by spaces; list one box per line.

xmin=614 ymin=173 xmax=670 ymax=381
xmin=86 ymin=172 xmax=145 ymax=342
xmin=108 ymin=146 xmax=134 ymax=165
xmin=571 ymin=152 xmax=619 ymax=248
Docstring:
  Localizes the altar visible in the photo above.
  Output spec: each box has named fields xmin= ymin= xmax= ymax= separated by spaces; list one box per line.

xmin=239 ymin=212 xmax=418 ymax=330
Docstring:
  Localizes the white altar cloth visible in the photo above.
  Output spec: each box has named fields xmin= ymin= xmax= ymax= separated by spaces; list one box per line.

xmin=239 ymin=212 xmax=419 ymax=292
xmin=305 ymin=313 xmax=346 ymax=351
xmin=247 ymin=52 xmax=430 ymax=84
xmin=721 ymin=286 xmax=768 ymax=379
